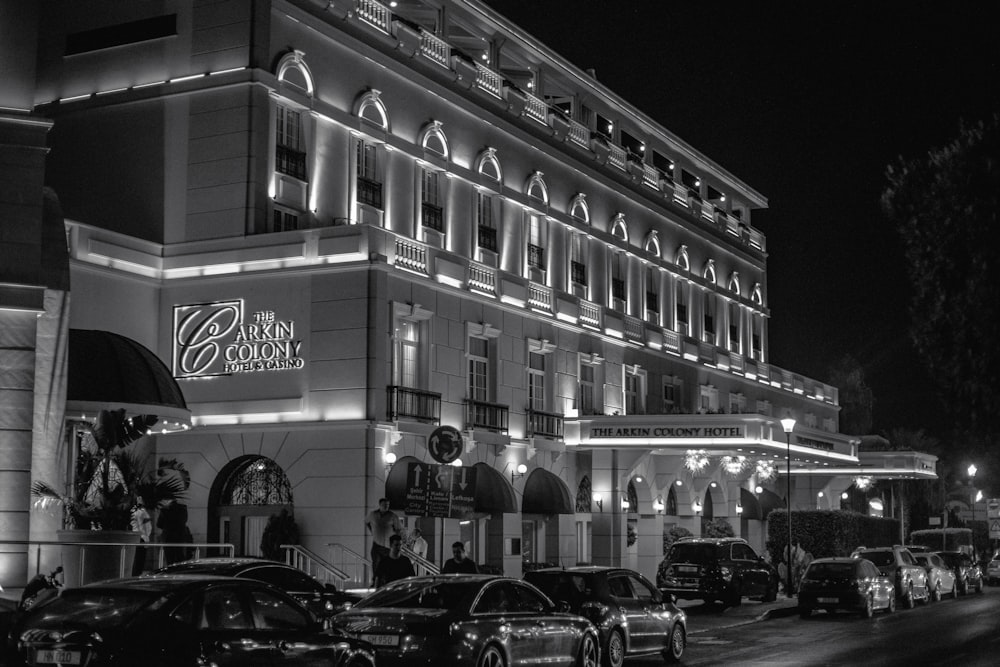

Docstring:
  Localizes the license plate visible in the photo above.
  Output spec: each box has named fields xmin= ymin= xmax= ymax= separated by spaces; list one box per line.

xmin=361 ymin=634 xmax=399 ymax=647
xmin=817 ymin=597 xmax=838 ymax=604
xmin=35 ymin=649 xmax=82 ymax=665
xmin=675 ymin=565 xmax=698 ymax=574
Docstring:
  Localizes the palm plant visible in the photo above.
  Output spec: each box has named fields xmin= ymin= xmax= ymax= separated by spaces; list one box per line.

xmin=32 ymin=409 xmax=189 ymax=530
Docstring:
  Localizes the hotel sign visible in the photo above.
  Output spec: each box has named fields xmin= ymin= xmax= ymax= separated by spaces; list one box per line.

xmin=173 ymin=300 xmax=304 ymax=378
xmin=589 ymin=425 xmax=745 ymax=439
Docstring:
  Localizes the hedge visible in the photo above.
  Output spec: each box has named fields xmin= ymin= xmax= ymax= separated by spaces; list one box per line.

xmin=766 ymin=509 xmax=899 ymax=563
xmin=908 ymin=528 xmax=972 ymax=552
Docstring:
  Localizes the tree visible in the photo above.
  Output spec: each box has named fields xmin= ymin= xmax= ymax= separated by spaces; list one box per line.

xmin=826 ymin=354 xmax=873 ymax=436
xmin=882 ymin=115 xmax=1000 ymax=460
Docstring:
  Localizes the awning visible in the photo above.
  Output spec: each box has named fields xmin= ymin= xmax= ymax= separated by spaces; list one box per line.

xmin=522 ymin=468 xmax=574 ymax=515
xmin=67 ymin=328 xmax=190 ymax=428
xmin=757 ymin=488 xmax=785 ymax=519
xmin=740 ymin=487 xmax=762 ymax=520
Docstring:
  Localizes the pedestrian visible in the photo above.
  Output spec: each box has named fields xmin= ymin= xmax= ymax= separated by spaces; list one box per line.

xmin=441 ymin=541 xmax=478 ymax=574
xmin=130 ymin=500 xmax=152 ymax=575
xmin=411 ymin=528 xmax=428 ymax=575
xmin=374 ymin=534 xmax=415 ymax=588
xmin=365 ymin=497 xmax=401 ymax=583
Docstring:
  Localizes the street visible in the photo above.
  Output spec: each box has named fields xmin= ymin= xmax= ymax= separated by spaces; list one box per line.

xmin=634 ymin=587 xmax=1000 ymax=666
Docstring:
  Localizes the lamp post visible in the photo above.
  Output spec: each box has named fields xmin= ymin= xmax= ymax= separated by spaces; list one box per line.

xmin=780 ymin=418 xmax=796 ymax=598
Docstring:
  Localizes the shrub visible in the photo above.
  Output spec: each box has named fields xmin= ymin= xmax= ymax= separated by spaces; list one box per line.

xmin=766 ymin=509 xmax=899 ymax=564
xmin=663 ymin=525 xmax=693 ymax=554
xmin=260 ymin=508 xmax=299 ymax=561
xmin=909 ymin=528 xmax=972 ymax=552
xmin=703 ymin=518 xmax=735 ymax=538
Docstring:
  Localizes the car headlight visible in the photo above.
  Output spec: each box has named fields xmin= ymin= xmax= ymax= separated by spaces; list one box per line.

xmin=718 ymin=566 xmax=732 ymax=580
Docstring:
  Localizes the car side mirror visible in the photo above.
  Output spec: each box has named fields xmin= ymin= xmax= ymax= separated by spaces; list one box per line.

xmin=651 ymin=590 xmax=663 ymax=604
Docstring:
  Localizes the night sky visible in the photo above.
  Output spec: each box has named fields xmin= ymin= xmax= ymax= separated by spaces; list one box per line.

xmin=483 ymin=1 xmax=999 ymax=438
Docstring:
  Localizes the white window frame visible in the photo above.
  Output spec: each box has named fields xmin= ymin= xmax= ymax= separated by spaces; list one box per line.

xmin=728 ymin=392 xmax=746 ymax=414
xmin=662 ymin=375 xmax=682 ymax=414
xmin=577 ymin=353 xmax=603 ymax=417
xmin=699 ymin=384 xmax=719 ymax=413
xmin=623 ymin=365 xmax=646 ymax=415
xmin=391 ymin=303 xmax=434 ymax=389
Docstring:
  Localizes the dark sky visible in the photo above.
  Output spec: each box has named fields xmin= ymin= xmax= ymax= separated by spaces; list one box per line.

xmin=483 ymin=1 xmax=999 ymax=437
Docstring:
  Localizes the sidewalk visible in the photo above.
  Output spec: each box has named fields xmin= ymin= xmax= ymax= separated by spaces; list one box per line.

xmin=677 ymin=595 xmax=799 ymax=634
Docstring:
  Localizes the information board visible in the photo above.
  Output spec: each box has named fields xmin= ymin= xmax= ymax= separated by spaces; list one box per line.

xmin=403 ymin=461 xmax=477 ymax=519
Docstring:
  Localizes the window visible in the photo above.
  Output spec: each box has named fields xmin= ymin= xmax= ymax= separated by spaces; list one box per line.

xmin=699 ymin=384 xmax=719 ymax=413
xmin=570 ymin=234 xmax=588 ymax=289
xmin=275 ymin=105 xmax=306 ymax=181
xmin=728 ymin=301 xmax=741 ymax=352
xmin=356 ymin=140 xmax=382 ymax=208
xmin=756 ymin=399 xmax=772 ymax=416
xmin=394 ymin=321 xmax=419 ymax=388
xmin=468 ymin=336 xmax=490 ymax=402
xmin=579 ymin=362 xmax=597 ymax=416
xmin=201 ymin=587 xmax=250 ymax=630
xmin=611 ymin=253 xmax=626 ymax=311
xmin=662 ymin=376 xmax=682 ymax=414
xmin=526 ymin=215 xmax=546 ymax=273
xmin=249 ymin=588 xmax=311 ymax=630
xmin=569 ymin=193 xmax=589 ymax=224
xmin=646 ymin=266 xmax=660 ymax=323
xmin=477 ymin=192 xmax=498 ymax=255
xmin=272 ymin=207 xmax=299 ymax=232
xmin=611 ymin=213 xmax=628 ymax=242
xmin=421 ymin=169 xmax=443 ymax=232
xmin=729 ymin=392 xmax=746 ymax=414
xmin=528 ymin=352 xmax=546 ymax=411
xmin=525 ymin=171 xmax=548 ymax=206
xmin=804 ymin=412 xmax=818 ymax=428
xmin=676 ymin=280 xmax=689 ymax=334
xmin=624 ymin=366 xmax=645 ymax=415
xmin=703 ymin=291 xmax=716 ymax=342
xmin=752 ymin=315 xmax=763 ymax=360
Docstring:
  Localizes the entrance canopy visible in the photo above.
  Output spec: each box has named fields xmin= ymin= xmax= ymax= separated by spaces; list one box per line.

xmin=67 ymin=328 xmax=191 ymax=429
xmin=522 ymin=468 xmax=574 ymax=515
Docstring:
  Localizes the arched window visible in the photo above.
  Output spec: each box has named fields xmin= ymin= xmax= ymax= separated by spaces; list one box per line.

xmin=611 ymin=213 xmax=628 ymax=242
xmin=644 ymin=231 xmax=661 ymax=257
xmin=728 ymin=271 xmax=740 ymax=296
xmin=666 ymin=484 xmax=678 ymax=516
xmin=576 ymin=475 xmax=593 ymax=513
xmin=569 ymin=193 xmax=590 ymax=224
xmin=703 ymin=259 xmax=716 ymax=285
xmin=220 ymin=457 xmax=293 ymax=506
xmin=674 ymin=245 xmax=690 ymax=271
xmin=475 ymin=147 xmax=503 ymax=184
xmin=525 ymin=171 xmax=548 ymax=205
xmin=418 ymin=120 xmax=449 ymax=159
xmin=354 ymin=89 xmax=389 ymax=131
xmin=275 ymin=50 xmax=314 ymax=96
xmin=751 ymin=283 xmax=764 ymax=306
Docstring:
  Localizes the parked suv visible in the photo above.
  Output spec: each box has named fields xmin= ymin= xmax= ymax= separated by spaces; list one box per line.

xmin=851 ymin=546 xmax=929 ymax=608
xmin=936 ymin=551 xmax=984 ymax=595
xmin=657 ymin=537 xmax=778 ymax=607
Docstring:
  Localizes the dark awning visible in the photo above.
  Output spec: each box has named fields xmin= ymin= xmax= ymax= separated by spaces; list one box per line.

xmin=757 ymin=488 xmax=785 ymax=519
xmin=740 ymin=487 xmax=763 ymax=520
xmin=67 ymin=328 xmax=190 ymax=427
xmin=522 ymin=468 xmax=574 ymax=515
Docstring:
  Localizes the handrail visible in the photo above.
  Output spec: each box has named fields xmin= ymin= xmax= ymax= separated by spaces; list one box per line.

xmin=401 ymin=546 xmax=440 ymax=575
xmin=280 ymin=544 xmax=349 ymax=582
xmin=329 ymin=542 xmax=372 ymax=588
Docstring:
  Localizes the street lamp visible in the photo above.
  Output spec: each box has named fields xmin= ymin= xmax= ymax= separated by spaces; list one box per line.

xmin=969 ymin=464 xmax=978 ymax=524
xmin=780 ymin=417 xmax=796 ymax=598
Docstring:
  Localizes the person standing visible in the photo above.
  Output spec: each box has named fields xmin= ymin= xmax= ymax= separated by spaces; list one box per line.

xmin=374 ymin=534 xmax=415 ymax=588
xmin=365 ymin=498 xmax=401 ymax=582
xmin=411 ymin=528 xmax=428 ymax=575
xmin=130 ymin=501 xmax=152 ymax=575
xmin=441 ymin=541 xmax=478 ymax=574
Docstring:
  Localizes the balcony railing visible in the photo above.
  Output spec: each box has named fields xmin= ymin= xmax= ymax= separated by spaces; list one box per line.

xmin=387 ymin=385 xmax=441 ymax=423
xmin=465 ymin=399 xmax=509 ymax=433
xmin=527 ymin=243 xmax=545 ymax=270
xmin=358 ymin=176 xmax=383 ymax=208
xmin=477 ymin=225 xmax=498 ymax=252
xmin=419 ymin=30 xmax=450 ymax=67
xmin=475 ymin=62 xmax=503 ymax=98
xmin=570 ymin=261 xmax=587 ymax=286
xmin=528 ymin=282 xmax=552 ymax=312
xmin=524 ymin=92 xmax=548 ymax=124
xmin=607 ymin=143 xmax=627 ymax=171
xmin=568 ymin=119 xmax=589 ymax=148
xmin=624 ymin=315 xmax=644 ymax=342
xmin=580 ymin=299 xmax=601 ymax=328
xmin=663 ymin=328 xmax=681 ymax=354
xmin=394 ymin=238 xmax=427 ymax=273
xmin=276 ymin=145 xmax=307 ymax=181
xmin=527 ymin=408 xmax=564 ymax=439
xmin=421 ymin=202 xmax=444 ymax=232
xmin=357 ymin=0 xmax=391 ymax=33
xmin=468 ymin=261 xmax=496 ymax=295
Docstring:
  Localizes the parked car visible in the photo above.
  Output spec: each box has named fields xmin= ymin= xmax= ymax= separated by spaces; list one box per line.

xmin=985 ymin=559 xmax=1000 ymax=586
xmin=656 ymin=537 xmax=778 ymax=607
xmin=333 ymin=574 xmax=600 ymax=666
xmin=525 ymin=566 xmax=685 ymax=666
xmin=155 ymin=557 xmax=361 ymax=618
xmin=851 ymin=546 xmax=929 ymax=608
xmin=10 ymin=574 xmax=375 ymax=667
xmin=913 ymin=552 xmax=957 ymax=601
xmin=936 ymin=551 xmax=984 ymax=595
xmin=797 ymin=557 xmax=896 ymax=618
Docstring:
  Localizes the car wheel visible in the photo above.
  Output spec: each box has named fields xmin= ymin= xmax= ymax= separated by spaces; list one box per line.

xmin=904 ymin=583 xmax=915 ymax=609
xmin=478 ymin=644 xmax=506 ymax=667
xmin=664 ymin=623 xmax=685 ymax=663
xmin=931 ymin=582 xmax=941 ymax=602
xmin=886 ymin=594 xmax=896 ymax=614
xmin=577 ymin=633 xmax=599 ymax=667
xmin=975 ymin=577 xmax=984 ymax=594
xmin=604 ymin=629 xmax=625 ymax=667
xmin=919 ymin=584 xmax=930 ymax=605
xmin=862 ymin=595 xmax=874 ymax=618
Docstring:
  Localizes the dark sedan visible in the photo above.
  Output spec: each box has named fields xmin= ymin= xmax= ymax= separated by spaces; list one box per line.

xmin=10 ymin=575 xmax=374 ymax=667
xmin=156 ymin=557 xmax=361 ymax=619
xmin=525 ymin=566 xmax=685 ymax=666
xmin=798 ymin=557 xmax=896 ymax=618
xmin=333 ymin=574 xmax=600 ymax=666
xmin=936 ymin=551 xmax=984 ymax=595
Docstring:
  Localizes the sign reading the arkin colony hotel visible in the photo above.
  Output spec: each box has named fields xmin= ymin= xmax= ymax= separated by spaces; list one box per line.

xmin=0 ymin=0 xmax=935 ymax=589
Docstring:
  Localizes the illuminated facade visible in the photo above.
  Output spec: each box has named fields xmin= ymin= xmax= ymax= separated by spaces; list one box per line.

xmin=6 ymin=0 xmax=936 ymax=584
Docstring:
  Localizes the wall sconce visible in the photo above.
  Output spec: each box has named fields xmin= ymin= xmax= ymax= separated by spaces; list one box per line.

xmin=635 ymin=475 xmax=643 ymax=483
xmin=841 ymin=492 xmax=849 ymax=500
xmin=709 ymin=481 xmax=718 ymax=488
xmin=817 ymin=491 xmax=824 ymax=498
xmin=451 ymin=458 xmax=463 ymax=467
xmin=675 ymin=480 xmax=684 ymax=487
xmin=754 ymin=485 xmax=763 ymax=494
xmin=653 ymin=496 xmax=665 ymax=514
xmin=736 ymin=503 xmax=744 ymax=515
xmin=592 ymin=492 xmax=604 ymax=512
xmin=621 ymin=498 xmax=630 ymax=510
xmin=869 ymin=497 xmax=884 ymax=512
xmin=511 ymin=462 xmax=527 ymax=484
xmin=384 ymin=451 xmax=397 ymax=472
xmin=692 ymin=497 xmax=703 ymax=514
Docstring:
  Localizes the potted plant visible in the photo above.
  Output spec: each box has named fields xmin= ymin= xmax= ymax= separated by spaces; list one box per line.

xmin=31 ymin=409 xmax=189 ymax=584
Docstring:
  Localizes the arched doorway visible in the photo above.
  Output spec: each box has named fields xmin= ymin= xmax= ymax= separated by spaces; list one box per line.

xmin=209 ymin=455 xmax=293 ymax=556
xmin=521 ymin=468 xmax=575 ymax=569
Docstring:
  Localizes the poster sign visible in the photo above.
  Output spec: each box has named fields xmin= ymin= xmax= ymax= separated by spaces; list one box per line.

xmin=404 ymin=461 xmax=476 ymax=518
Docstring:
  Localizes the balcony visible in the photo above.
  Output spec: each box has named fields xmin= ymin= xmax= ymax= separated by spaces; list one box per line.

xmin=528 ymin=282 xmax=553 ymax=313
xmin=527 ymin=409 xmax=564 ymax=439
xmin=468 ymin=261 xmax=496 ymax=295
xmin=276 ymin=145 xmax=307 ymax=181
xmin=394 ymin=238 xmax=427 ymax=274
xmin=387 ymin=386 xmax=441 ymax=423
xmin=421 ymin=202 xmax=444 ymax=232
xmin=477 ymin=225 xmax=498 ymax=252
xmin=465 ymin=399 xmax=509 ymax=434
xmin=358 ymin=176 xmax=383 ymax=209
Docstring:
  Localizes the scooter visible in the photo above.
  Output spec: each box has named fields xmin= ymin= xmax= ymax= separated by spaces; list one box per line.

xmin=18 ymin=567 xmax=63 ymax=611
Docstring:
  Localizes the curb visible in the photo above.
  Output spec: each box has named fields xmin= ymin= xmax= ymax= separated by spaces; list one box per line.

xmin=687 ymin=604 xmax=798 ymax=634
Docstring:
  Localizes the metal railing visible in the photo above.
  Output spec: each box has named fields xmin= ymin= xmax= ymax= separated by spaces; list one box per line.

xmin=421 ymin=202 xmax=444 ymax=232
xmin=281 ymin=544 xmax=349 ymax=584
xmin=329 ymin=542 xmax=371 ymax=590
xmin=527 ymin=409 xmax=564 ymax=439
xmin=477 ymin=225 xmax=498 ymax=252
xmin=275 ymin=145 xmax=307 ymax=181
xmin=465 ymin=398 xmax=509 ymax=433
xmin=387 ymin=385 xmax=442 ymax=423
xmin=358 ymin=176 xmax=383 ymax=209
xmin=401 ymin=546 xmax=440 ymax=575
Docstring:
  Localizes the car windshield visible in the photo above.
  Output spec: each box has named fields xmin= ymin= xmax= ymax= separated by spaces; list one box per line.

xmin=860 ymin=551 xmax=894 ymax=567
xmin=806 ymin=562 xmax=856 ymax=578
xmin=668 ymin=543 xmax=722 ymax=564
xmin=27 ymin=590 xmax=158 ymax=630
xmin=355 ymin=579 xmax=480 ymax=611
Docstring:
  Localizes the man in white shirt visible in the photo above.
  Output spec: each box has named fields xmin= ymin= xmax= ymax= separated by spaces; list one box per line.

xmin=365 ymin=497 xmax=401 ymax=583
xmin=411 ymin=528 xmax=428 ymax=575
